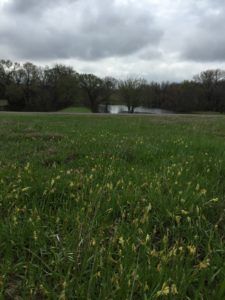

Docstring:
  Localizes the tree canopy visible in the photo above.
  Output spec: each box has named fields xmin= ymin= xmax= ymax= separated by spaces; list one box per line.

xmin=1 ymin=59 xmax=225 ymax=113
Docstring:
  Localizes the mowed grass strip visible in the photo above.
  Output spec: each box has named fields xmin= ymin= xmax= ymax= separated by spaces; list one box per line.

xmin=0 ymin=114 xmax=225 ymax=299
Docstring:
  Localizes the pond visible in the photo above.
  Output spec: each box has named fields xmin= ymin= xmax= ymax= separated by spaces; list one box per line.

xmin=99 ymin=105 xmax=174 ymax=114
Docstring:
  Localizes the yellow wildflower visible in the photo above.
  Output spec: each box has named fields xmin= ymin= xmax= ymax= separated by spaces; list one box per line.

xmin=199 ymin=189 xmax=207 ymax=196
xmin=146 ymin=234 xmax=150 ymax=243
xmin=156 ymin=283 xmax=170 ymax=297
xmin=144 ymin=282 xmax=149 ymax=291
xmin=175 ymin=215 xmax=181 ymax=225
xmin=197 ymin=258 xmax=210 ymax=270
xmin=187 ymin=245 xmax=196 ymax=256
xmin=119 ymin=236 xmax=125 ymax=247
xmin=211 ymin=198 xmax=219 ymax=203
xmin=69 ymin=182 xmax=74 ymax=187
xmin=21 ymin=187 xmax=30 ymax=192
xmin=156 ymin=283 xmax=178 ymax=297
xmin=171 ymin=284 xmax=178 ymax=295
xmin=33 ymin=231 xmax=38 ymax=241
xmin=24 ymin=162 xmax=30 ymax=171
xmin=96 ymin=271 xmax=101 ymax=277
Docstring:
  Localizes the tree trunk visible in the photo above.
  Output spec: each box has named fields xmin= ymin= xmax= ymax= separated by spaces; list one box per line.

xmin=90 ymin=97 xmax=99 ymax=113
xmin=104 ymin=103 xmax=109 ymax=113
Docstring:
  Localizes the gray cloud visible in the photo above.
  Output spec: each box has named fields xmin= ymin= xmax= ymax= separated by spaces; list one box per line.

xmin=0 ymin=0 xmax=163 ymax=61
xmin=1 ymin=0 xmax=225 ymax=81
xmin=5 ymin=0 xmax=76 ymax=14
xmin=181 ymin=0 xmax=225 ymax=62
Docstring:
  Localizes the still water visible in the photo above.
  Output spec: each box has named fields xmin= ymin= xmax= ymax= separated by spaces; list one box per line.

xmin=99 ymin=105 xmax=174 ymax=114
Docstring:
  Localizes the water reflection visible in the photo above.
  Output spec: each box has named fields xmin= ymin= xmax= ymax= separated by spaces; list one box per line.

xmin=99 ymin=105 xmax=174 ymax=114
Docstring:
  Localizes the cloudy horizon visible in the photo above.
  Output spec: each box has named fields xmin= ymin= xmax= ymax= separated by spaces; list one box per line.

xmin=0 ymin=0 xmax=225 ymax=82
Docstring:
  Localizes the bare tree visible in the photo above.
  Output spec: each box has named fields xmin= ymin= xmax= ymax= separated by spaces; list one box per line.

xmin=118 ymin=78 xmax=146 ymax=113
xmin=194 ymin=69 xmax=225 ymax=110
xmin=194 ymin=69 xmax=225 ymax=86
xmin=79 ymin=74 xmax=104 ymax=113
xmin=101 ymin=77 xmax=117 ymax=112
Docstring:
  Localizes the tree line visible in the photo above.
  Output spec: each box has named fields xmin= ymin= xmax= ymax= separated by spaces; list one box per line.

xmin=1 ymin=59 xmax=225 ymax=113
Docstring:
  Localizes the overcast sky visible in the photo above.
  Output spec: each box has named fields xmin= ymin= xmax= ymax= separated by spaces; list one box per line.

xmin=0 ymin=0 xmax=225 ymax=81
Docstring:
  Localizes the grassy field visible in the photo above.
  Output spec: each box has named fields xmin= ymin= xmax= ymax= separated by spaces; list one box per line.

xmin=60 ymin=106 xmax=91 ymax=113
xmin=1 ymin=114 xmax=225 ymax=299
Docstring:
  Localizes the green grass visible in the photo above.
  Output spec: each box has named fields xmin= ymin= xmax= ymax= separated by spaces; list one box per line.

xmin=1 ymin=113 xmax=225 ymax=299
xmin=60 ymin=106 xmax=91 ymax=113
xmin=192 ymin=111 xmax=222 ymax=115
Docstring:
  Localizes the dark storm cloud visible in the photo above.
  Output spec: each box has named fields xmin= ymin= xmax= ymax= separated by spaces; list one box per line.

xmin=0 ymin=0 xmax=163 ymax=61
